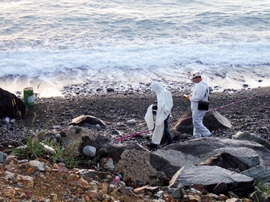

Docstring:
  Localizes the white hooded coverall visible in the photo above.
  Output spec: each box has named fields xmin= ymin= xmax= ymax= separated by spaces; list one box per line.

xmin=144 ymin=82 xmax=173 ymax=144
xmin=189 ymin=80 xmax=211 ymax=138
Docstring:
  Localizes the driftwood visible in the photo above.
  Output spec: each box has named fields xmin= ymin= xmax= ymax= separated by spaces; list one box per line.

xmin=68 ymin=115 xmax=106 ymax=127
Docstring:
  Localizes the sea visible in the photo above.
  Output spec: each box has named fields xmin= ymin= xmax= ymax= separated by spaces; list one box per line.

xmin=0 ymin=0 xmax=270 ymax=97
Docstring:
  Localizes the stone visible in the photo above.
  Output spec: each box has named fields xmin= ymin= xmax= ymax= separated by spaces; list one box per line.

xmin=156 ymin=138 xmax=270 ymax=175
xmin=233 ymin=131 xmax=270 ymax=150
xmin=29 ymin=160 xmax=46 ymax=171
xmin=169 ymin=165 xmax=254 ymax=197
xmin=127 ymin=119 xmax=136 ymax=125
xmin=0 ymin=151 xmax=7 ymax=163
xmin=102 ymin=158 xmax=115 ymax=171
xmin=174 ymin=110 xmax=232 ymax=134
xmin=249 ymin=190 xmax=268 ymax=202
xmin=241 ymin=165 xmax=270 ymax=183
xmin=2 ymin=187 xmax=16 ymax=197
xmin=15 ymin=174 xmax=34 ymax=188
xmin=97 ymin=148 xmax=108 ymax=158
xmin=106 ymin=87 xmax=114 ymax=92
xmin=213 ymin=182 xmax=228 ymax=195
xmin=59 ymin=126 xmax=99 ymax=159
xmin=83 ymin=145 xmax=97 ymax=157
xmin=0 ymin=88 xmax=27 ymax=119
xmin=68 ymin=115 xmax=106 ymax=127
xmin=200 ymin=152 xmax=250 ymax=172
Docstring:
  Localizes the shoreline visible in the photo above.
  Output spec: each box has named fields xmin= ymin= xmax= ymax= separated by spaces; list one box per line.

xmin=1 ymin=65 xmax=270 ymax=98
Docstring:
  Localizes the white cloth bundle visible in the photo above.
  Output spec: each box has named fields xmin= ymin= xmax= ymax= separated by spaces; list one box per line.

xmin=144 ymin=82 xmax=173 ymax=144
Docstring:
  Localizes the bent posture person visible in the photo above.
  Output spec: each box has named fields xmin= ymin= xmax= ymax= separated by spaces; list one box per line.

xmin=185 ymin=71 xmax=211 ymax=138
xmin=144 ymin=81 xmax=174 ymax=148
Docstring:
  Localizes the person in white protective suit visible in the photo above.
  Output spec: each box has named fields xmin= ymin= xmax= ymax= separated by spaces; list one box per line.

xmin=144 ymin=81 xmax=174 ymax=148
xmin=184 ymin=71 xmax=212 ymax=138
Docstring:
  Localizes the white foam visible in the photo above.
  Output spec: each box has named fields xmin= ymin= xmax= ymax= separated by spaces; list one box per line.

xmin=1 ymin=65 xmax=269 ymax=98
xmin=1 ymin=0 xmax=270 ymax=97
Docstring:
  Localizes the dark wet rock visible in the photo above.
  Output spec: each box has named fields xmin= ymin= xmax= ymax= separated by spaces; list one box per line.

xmin=200 ymin=152 xmax=250 ymax=172
xmin=249 ymin=190 xmax=269 ymax=202
xmin=97 ymin=148 xmax=109 ymax=158
xmin=0 ymin=88 xmax=27 ymax=119
xmin=106 ymin=87 xmax=114 ymax=92
xmin=212 ymin=182 xmax=228 ymax=195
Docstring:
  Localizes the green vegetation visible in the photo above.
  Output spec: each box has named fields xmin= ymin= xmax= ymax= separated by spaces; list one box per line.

xmin=258 ymin=181 xmax=270 ymax=194
xmin=50 ymin=140 xmax=87 ymax=168
xmin=8 ymin=99 xmax=94 ymax=169
xmin=12 ymin=136 xmax=47 ymax=159
xmin=11 ymin=134 xmax=94 ymax=169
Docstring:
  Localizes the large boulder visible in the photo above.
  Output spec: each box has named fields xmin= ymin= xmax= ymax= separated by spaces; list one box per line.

xmin=0 ymin=88 xmax=27 ymax=119
xmin=58 ymin=125 xmax=146 ymax=162
xmin=169 ymin=165 xmax=254 ymax=197
xmin=59 ymin=126 xmax=100 ymax=158
xmin=233 ymin=131 xmax=270 ymax=151
xmin=57 ymin=126 xmax=179 ymax=186
xmin=200 ymin=152 xmax=251 ymax=172
xmin=31 ymin=123 xmax=270 ymax=200
xmin=174 ymin=110 xmax=232 ymax=134
xmin=157 ymin=138 xmax=270 ymax=170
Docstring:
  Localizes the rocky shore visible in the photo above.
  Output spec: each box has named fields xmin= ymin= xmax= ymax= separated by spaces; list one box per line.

xmin=0 ymin=85 xmax=270 ymax=201
xmin=1 ymin=85 xmax=269 ymax=149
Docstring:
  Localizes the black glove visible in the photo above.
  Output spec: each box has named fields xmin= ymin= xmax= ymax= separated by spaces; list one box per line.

xmin=152 ymin=104 xmax=157 ymax=110
xmin=152 ymin=104 xmax=157 ymax=115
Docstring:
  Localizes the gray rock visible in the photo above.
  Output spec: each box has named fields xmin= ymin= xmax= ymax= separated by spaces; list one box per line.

xmin=169 ymin=165 xmax=254 ymax=197
xmin=200 ymin=152 xmax=250 ymax=172
xmin=170 ymin=184 xmax=184 ymax=199
xmin=106 ymin=87 xmax=114 ymax=92
xmin=174 ymin=110 xmax=232 ymax=135
xmin=29 ymin=160 xmax=46 ymax=171
xmin=59 ymin=126 xmax=99 ymax=158
xmin=233 ymin=131 xmax=270 ymax=151
xmin=0 ymin=151 xmax=7 ymax=163
xmin=159 ymin=138 xmax=270 ymax=170
xmin=241 ymin=165 xmax=270 ymax=183
xmin=200 ymin=147 xmax=261 ymax=170
xmin=83 ymin=145 xmax=97 ymax=157
xmin=102 ymin=158 xmax=115 ymax=171
xmin=127 ymin=119 xmax=136 ymax=125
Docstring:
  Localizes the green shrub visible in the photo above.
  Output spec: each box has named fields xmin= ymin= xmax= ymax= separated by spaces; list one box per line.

xmin=12 ymin=137 xmax=47 ymax=159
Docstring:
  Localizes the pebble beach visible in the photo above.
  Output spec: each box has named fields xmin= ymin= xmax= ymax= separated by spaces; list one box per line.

xmin=1 ymin=83 xmax=269 ymax=150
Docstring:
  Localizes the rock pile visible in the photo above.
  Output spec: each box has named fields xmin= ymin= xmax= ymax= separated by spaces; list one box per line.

xmin=1 ymin=125 xmax=270 ymax=201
